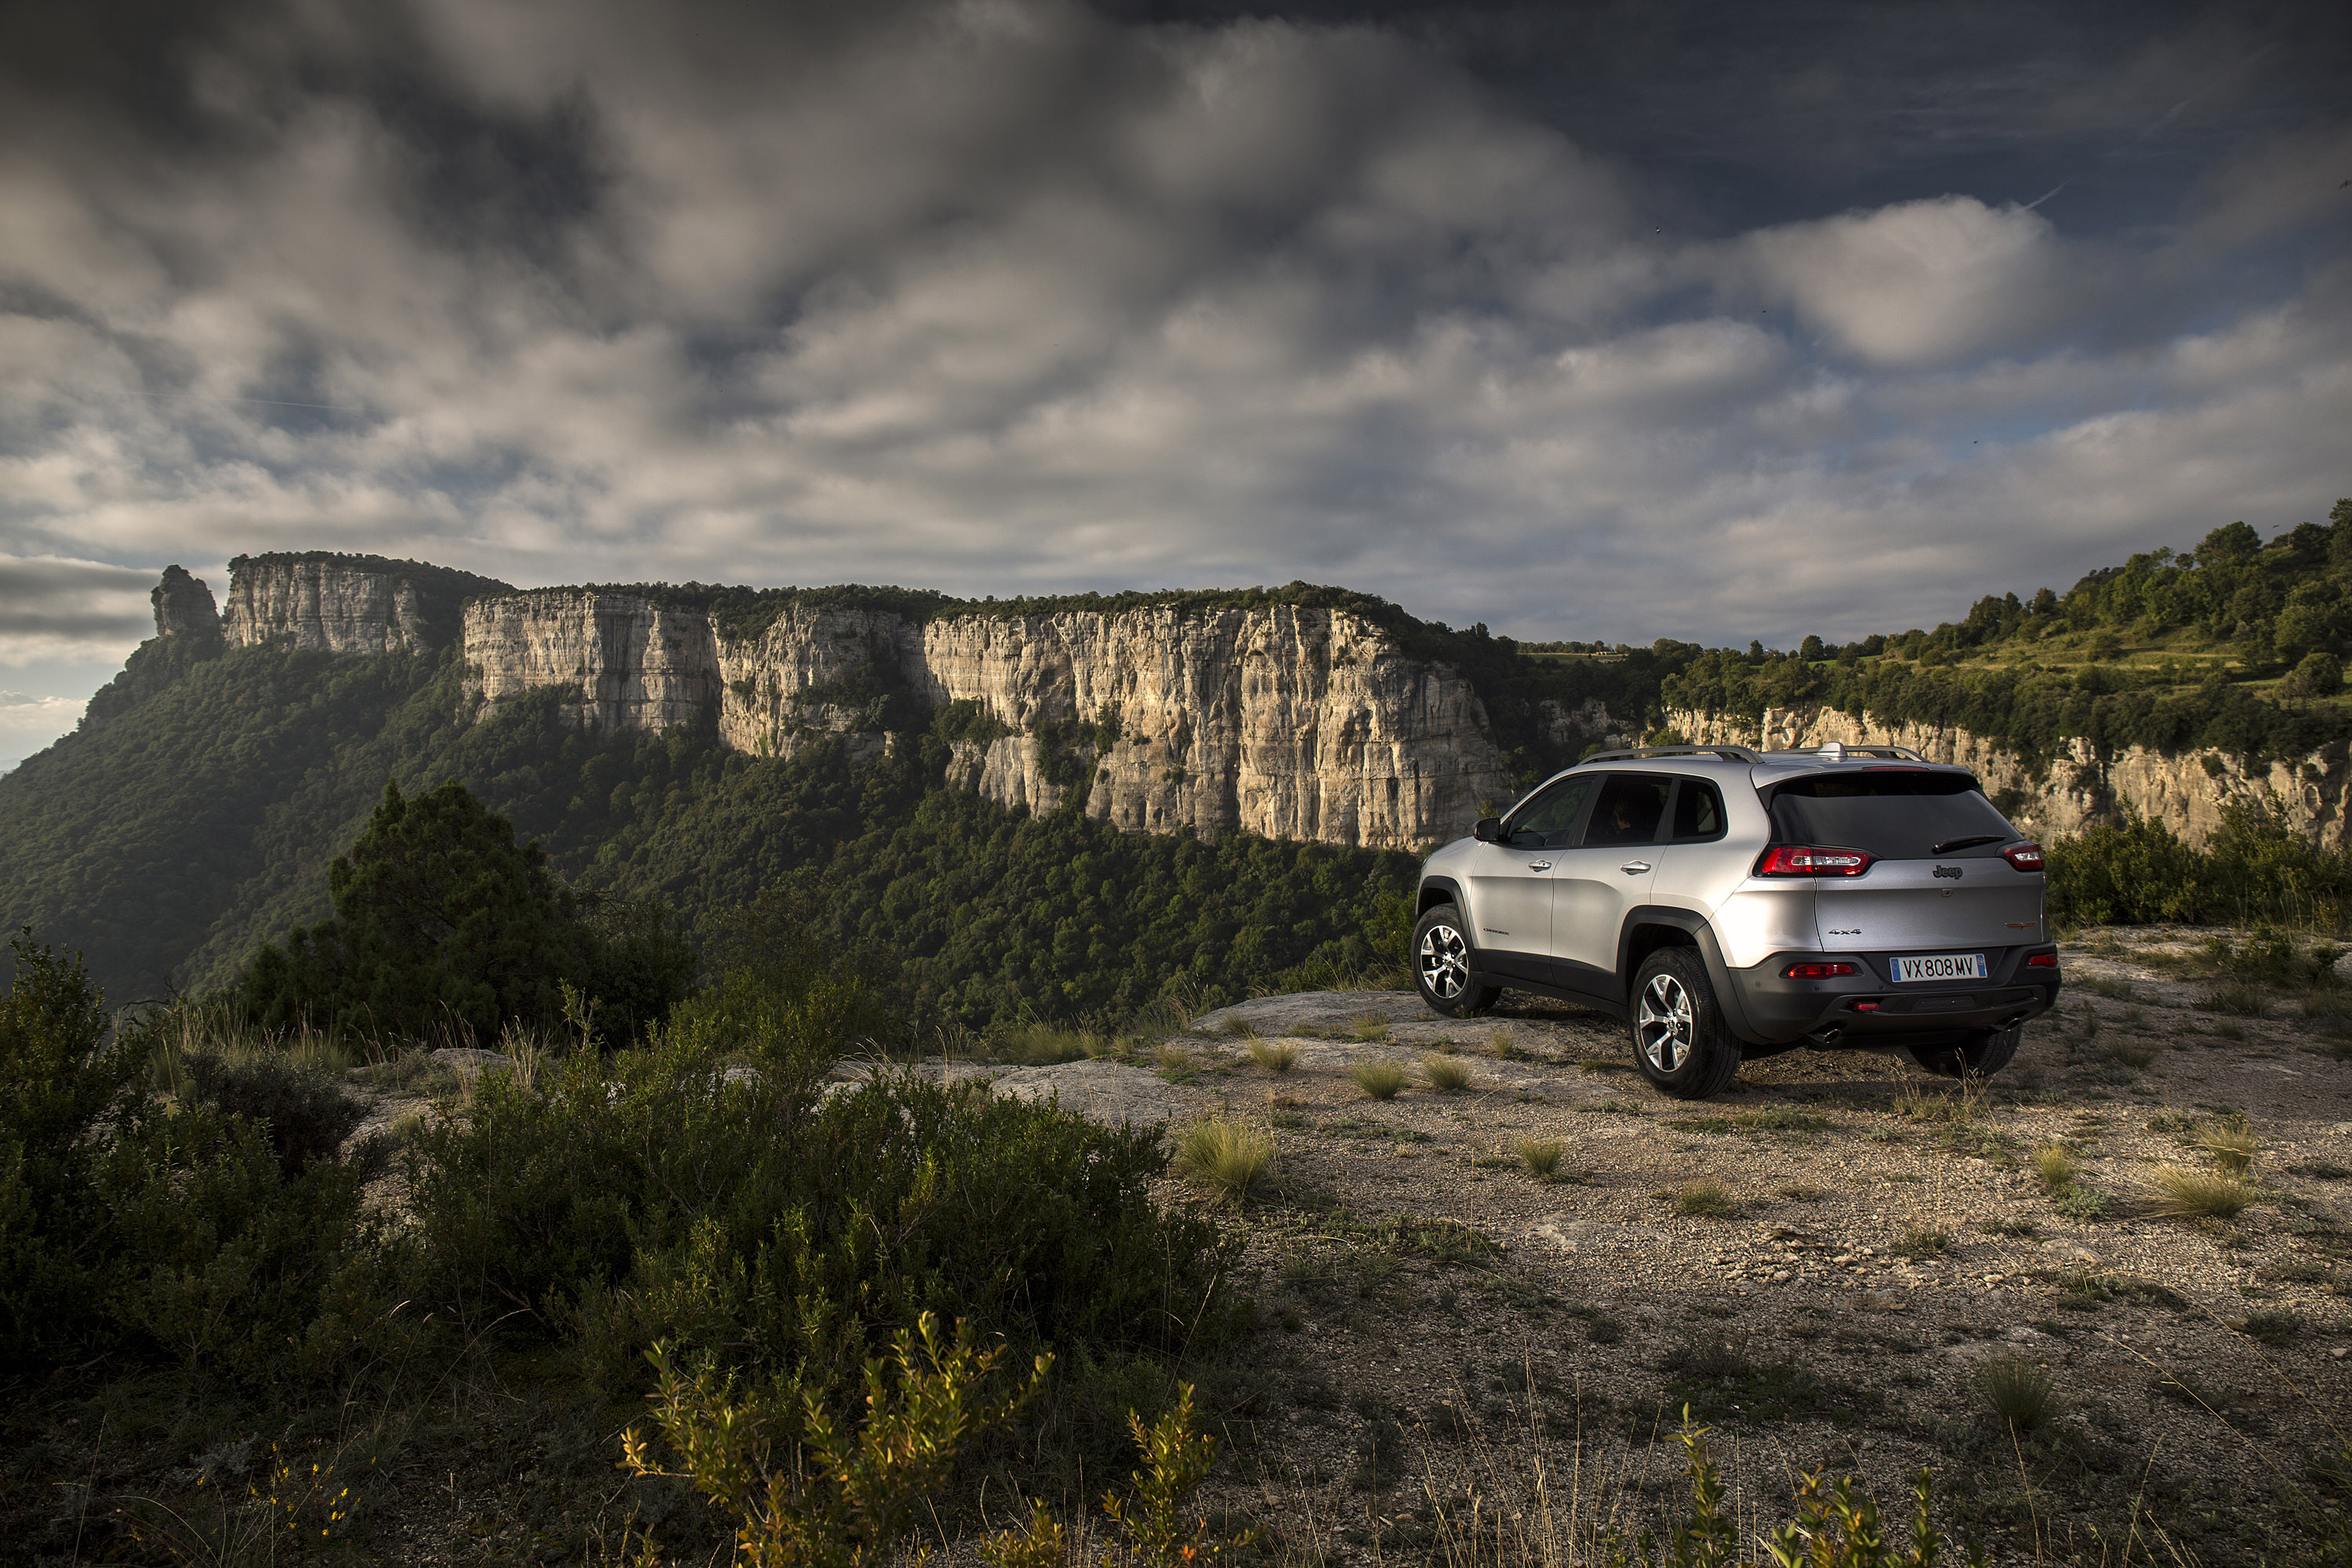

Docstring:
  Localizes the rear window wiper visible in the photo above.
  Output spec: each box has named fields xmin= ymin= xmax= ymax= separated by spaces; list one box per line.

xmin=1931 ymin=834 xmax=2005 ymax=855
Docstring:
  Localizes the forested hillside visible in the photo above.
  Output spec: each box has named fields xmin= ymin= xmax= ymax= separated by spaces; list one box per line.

xmin=1661 ymin=499 xmax=2352 ymax=766
xmin=0 ymin=631 xmax=1421 ymax=1019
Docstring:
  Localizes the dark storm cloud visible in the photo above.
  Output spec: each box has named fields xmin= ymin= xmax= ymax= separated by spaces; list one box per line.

xmin=0 ymin=556 xmax=158 ymax=653
xmin=0 ymin=0 xmax=2347 ymax=681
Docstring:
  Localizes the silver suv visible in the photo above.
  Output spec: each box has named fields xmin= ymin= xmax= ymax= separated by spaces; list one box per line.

xmin=1410 ymin=744 xmax=2060 ymax=1098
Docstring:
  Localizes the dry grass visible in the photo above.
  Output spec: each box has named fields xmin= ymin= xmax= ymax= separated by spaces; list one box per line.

xmin=2147 ymin=1164 xmax=2254 ymax=1219
xmin=2034 ymin=1142 xmax=2078 ymax=1193
xmin=1247 ymin=1038 xmax=1300 ymax=1074
xmin=1977 ymin=1354 xmax=2062 ymax=1432
xmin=1516 ymin=1138 xmax=1565 ymax=1180
xmin=1347 ymin=1013 xmax=1392 ymax=1044
xmin=1422 ymin=1055 xmax=1472 ymax=1093
xmin=1171 ymin=1119 xmax=1276 ymax=1203
xmin=2197 ymin=1116 xmax=2260 ymax=1175
xmin=1673 ymin=1179 xmax=1735 ymax=1218
xmin=1351 ymin=1060 xmax=1408 ymax=1100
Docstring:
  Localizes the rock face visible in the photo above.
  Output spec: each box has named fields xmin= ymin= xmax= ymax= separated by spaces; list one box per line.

xmin=457 ymin=588 xmax=1512 ymax=850
xmin=223 ymin=554 xmax=514 ymax=655
xmin=1670 ymin=705 xmax=2352 ymax=851
xmin=150 ymin=566 xmax=221 ymax=641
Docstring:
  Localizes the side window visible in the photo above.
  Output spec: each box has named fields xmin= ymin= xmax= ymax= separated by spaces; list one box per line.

xmin=1583 ymin=774 xmax=1672 ymax=848
xmin=1670 ymin=779 xmax=1726 ymax=842
xmin=1504 ymin=775 xmax=1595 ymax=848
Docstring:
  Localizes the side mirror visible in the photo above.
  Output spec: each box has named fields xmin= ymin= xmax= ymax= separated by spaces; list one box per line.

xmin=1472 ymin=817 xmax=1504 ymax=843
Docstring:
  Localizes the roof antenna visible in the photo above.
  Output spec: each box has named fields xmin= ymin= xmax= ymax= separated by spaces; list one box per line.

xmin=1820 ymin=742 xmax=1846 ymax=762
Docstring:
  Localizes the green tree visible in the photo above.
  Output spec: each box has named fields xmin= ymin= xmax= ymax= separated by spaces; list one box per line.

xmin=238 ymin=779 xmax=690 ymax=1042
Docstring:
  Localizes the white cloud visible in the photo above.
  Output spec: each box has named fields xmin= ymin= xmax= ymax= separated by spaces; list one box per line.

xmin=0 ymin=0 xmax=2344 ymax=687
xmin=0 ymin=691 xmax=84 ymax=771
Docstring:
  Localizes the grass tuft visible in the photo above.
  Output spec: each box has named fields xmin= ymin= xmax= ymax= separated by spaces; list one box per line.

xmin=1977 ymin=1354 xmax=2062 ymax=1432
xmin=1350 ymin=1060 xmax=1407 ymax=1101
xmin=2034 ymin=1142 xmax=2078 ymax=1193
xmin=1347 ymin=1013 xmax=1392 ymax=1044
xmin=2147 ymin=1163 xmax=2254 ymax=1219
xmin=2239 ymin=1308 xmax=2305 ymax=1345
xmin=1422 ymin=1054 xmax=1472 ymax=1093
xmin=1171 ymin=1119 xmax=1276 ymax=1203
xmin=1515 ymin=1138 xmax=1565 ymax=1180
xmin=1673 ymin=1179 xmax=1736 ymax=1218
xmin=1896 ymin=1227 xmax=1949 ymax=1258
xmin=1247 ymin=1037 xmax=1299 ymax=1074
xmin=2200 ymin=981 xmax=2269 ymax=1018
xmin=2196 ymin=1116 xmax=2260 ymax=1175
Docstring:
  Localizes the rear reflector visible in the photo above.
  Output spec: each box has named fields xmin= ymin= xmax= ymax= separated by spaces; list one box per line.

xmin=1755 ymin=845 xmax=1876 ymax=877
xmin=1849 ymin=999 xmax=1881 ymax=1012
xmin=2002 ymin=841 xmax=2045 ymax=872
xmin=1784 ymin=960 xmax=1858 ymax=979
xmin=2026 ymin=952 xmax=2058 ymax=968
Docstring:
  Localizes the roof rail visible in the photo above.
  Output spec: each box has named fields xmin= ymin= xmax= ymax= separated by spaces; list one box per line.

xmin=1576 ymin=744 xmax=1764 ymax=765
xmin=1761 ymin=742 xmax=1929 ymax=763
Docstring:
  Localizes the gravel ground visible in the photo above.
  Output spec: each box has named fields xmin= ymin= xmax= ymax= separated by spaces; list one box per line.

xmin=1087 ymin=927 xmax=2352 ymax=1566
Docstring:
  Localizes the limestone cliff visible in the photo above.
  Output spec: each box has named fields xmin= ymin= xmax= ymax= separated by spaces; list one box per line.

xmin=1669 ymin=705 xmax=2351 ymax=851
xmin=459 ymin=589 xmax=1512 ymax=850
xmin=150 ymin=566 xmax=221 ymax=642
xmin=223 ymin=553 xmax=514 ymax=654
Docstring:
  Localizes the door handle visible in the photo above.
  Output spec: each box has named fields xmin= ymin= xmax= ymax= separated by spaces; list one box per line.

xmin=1528 ymin=860 xmax=1552 ymax=872
xmin=1620 ymin=860 xmax=1652 ymax=875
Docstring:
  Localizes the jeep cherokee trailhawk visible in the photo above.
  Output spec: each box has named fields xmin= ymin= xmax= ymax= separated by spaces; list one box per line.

xmin=1410 ymin=744 xmax=2061 ymax=1098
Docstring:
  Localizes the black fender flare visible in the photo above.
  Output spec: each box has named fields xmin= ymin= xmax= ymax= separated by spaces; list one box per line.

xmin=1417 ymin=877 xmax=1465 ymax=916
xmin=1615 ymin=906 xmax=1763 ymax=1044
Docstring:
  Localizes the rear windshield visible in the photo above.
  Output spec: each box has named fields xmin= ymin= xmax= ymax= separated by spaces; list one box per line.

xmin=1765 ymin=771 xmax=2017 ymax=862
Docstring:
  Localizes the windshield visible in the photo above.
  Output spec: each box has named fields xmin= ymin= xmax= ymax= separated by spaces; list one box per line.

xmin=1765 ymin=770 xmax=2018 ymax=862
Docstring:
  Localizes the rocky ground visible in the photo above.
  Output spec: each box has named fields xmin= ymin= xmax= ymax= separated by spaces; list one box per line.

xmin=896 ymin=927 xmax=2352 ymax=1566
xmin=325 ymin=927 xmax=2352 ymax=1564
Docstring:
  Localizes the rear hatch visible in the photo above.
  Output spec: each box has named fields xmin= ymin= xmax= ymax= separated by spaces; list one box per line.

xmin=1766 ymin=768 xmax=2044 ymax=960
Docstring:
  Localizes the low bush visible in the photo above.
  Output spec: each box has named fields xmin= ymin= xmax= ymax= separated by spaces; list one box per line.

xmin=404 ymin=995 xmax=1237 ymax=1426
xmin=183 ymin=1051 xmax=369 ymax=1177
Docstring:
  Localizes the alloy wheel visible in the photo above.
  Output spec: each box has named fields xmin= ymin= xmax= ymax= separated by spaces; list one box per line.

xmin=1638 ymin=971 xmax=1693 ymax=1073
xmin=1417 ymin=922 xmax=1469 ymax=1000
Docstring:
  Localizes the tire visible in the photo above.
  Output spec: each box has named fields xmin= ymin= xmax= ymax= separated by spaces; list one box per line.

xmin=1914 ymin=1024 xmax=2022 ymax=1080
xmin=1629 ymin=947 xmax=1742 ymax=1100
xmin=1414 ymin=904 xmax=1501 ymax=1018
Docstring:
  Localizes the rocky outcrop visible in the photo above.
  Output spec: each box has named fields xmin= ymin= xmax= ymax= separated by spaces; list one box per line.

xmin=223 ymin=553 xmax=513 ymax=654
xmin=457 ymin=589 xmax=1512 ymax=850
xmin=1669 ymin=705 xmax=2352 ymax=851
xmin=151 ymin=566 xmax=221 ymax=641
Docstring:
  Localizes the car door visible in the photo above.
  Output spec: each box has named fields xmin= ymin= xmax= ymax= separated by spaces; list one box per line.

xmin=1548 ymin=771 xmax=1671 ymax=997
xmin=1462 ymin=773 xmax=1597 ymax=981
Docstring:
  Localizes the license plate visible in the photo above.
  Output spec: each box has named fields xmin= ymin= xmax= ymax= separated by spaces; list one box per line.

xmin=1892 ymin=953 xmax=1988 ymax=983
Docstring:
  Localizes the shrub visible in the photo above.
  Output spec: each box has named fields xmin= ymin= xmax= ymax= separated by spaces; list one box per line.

xmin=2241 ymin=1308 xmax=2306 ymax=1345
xmin=1516 ymin=1138 xmax=1565 ymax=1180
xmin=1674 ymin=1180 xmax=1735 ymax=1218
xmin=2148 ymin=1164 xmax=2254 ymax=1219
xmin=1172 ymin=1120 xmax=1276 ymax=1205
xmin=183 ymin=1051 xmax=369 ymax=1177
xmin=1977 ymin=1354 xmax=2061 ymax=1432
xmin=1246 ymin=1038 xmax=1298 ymax=1074
xmin=2053 ymin=1185 xmax=2114 ymax=1222
xmin=1351 ymin=1061 xmax=1407 ymax=1100
xmin=1422 ymin=1055 xmax=1472 ymax=1093
xmin=405 ymin=1000 xmax=1235 ymax=1424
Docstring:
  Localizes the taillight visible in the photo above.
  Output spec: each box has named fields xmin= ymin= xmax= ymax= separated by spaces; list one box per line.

xmin=1784 ymin=960 xmax=1858 ymax=979
xmin=1755 ymin=845 xmax=1875 ymax=877
xmin=2002 ymin=842 xmax=2045 ymax=872
xmin=2026 ymin=952 xmax=2058 ymax=968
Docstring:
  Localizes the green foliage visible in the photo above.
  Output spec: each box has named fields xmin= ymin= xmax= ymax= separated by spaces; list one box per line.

xmin=1099 ymin=1382 xmax=1256 ymax=1568
xmin=1976 ymin=1353 xmax=2061 ymax=1432
xmin=404 ymin=995 xmax=1236 ymax=1414
xmin=2048 ymin=802 xmax=2352 ymax=927
xmin=1171 ymin=1119 xmax=1276 ymax=1204
xmin=181 ymin=1049 xmax=370 ymax=1177
xmin=623 ymin=1310 xmax=1047 ymax=1568
xmin=238 ymin=779 xmax=691 ymax=1044
xmin=1662 ymin=498 xmax=2352 ymax=765
xmin=1351 ymin=1060 xmax=1407 ymax=1099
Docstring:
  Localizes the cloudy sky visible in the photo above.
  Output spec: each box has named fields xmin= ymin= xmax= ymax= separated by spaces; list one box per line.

xmin=2 ymin=0 xmax=2348 ymax=764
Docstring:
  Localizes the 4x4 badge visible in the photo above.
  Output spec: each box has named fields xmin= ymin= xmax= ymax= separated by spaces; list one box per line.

xmin=1932 ymin=865 xmax=1963 ymax=880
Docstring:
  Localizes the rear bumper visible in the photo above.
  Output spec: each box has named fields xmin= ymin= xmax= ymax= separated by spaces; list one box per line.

xmin=1725 ymin=945 xmax=2061 ymax=1047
